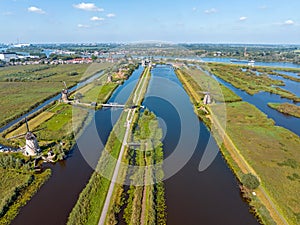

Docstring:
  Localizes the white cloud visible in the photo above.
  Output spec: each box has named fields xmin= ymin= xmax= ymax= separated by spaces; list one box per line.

xmin=284 ymin=20 xmax=294 ymax=25
xmin=239 ymin=16 xmax=247 ymax=21
xmin=90 ymin=16 xmax=104 ymax=21
xmin=78 ymin=24 xmax=90 ymax=28
xmin=73 ymin=3 xmax=104 ymax=12
xmin=192 ymin=7 xmax=197 ymax=12
xmin=204 ymin=8 xmax=217 ymax=14
xmin=28 ymin=6 xmax=46 ymax=14
xmin=106 ymin=13 xmax=116 ymax=18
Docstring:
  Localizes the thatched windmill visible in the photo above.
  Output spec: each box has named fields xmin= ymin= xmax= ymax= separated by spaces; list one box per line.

xmin=61 ymin=81 xmax=69 ymax=103
xmin=8 ymin=117 xmax=41 ymax=156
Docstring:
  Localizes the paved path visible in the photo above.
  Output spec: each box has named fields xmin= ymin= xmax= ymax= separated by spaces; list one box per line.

xmin=98 ymin=67 xmax=149 ymax=225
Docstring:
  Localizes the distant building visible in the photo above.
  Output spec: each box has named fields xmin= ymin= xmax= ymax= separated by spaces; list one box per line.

xmin=0 ymin=52 xmax=17 ymax=62
xmin=13 ymin=43 xmax=31 ymax=48
xmin=142 ymin=59 xmax=151 ymax=67
xmin=214 ymin=51 xmax=222 ymax=57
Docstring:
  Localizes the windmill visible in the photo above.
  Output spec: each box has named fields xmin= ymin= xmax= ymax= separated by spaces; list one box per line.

xmin=8 ymin=117 xmax=41 ymax=156
xmin=61 ymin=81 xmax=69 ymax=103
xmin=200 ymin=83 xmax=212 ymax=105
xmin=202 ymin=91 xmax=212 ymax=105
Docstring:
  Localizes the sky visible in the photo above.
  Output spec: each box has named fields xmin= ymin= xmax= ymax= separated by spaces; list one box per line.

xmin=0 ymin=0 xmax=299 ymax=44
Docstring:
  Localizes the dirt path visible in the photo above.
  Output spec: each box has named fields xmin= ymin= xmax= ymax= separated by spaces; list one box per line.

xmin=140 ymin=169 xmax=147 ymax=225
xmin=209 ymin=113 xmax=288 ymax=225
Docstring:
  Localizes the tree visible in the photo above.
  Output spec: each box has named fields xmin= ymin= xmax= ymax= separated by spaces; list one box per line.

xmin=74 ymin=92 xmax=83 ymax=100
xmin=241 ymin=173 xmax=260 ymax=190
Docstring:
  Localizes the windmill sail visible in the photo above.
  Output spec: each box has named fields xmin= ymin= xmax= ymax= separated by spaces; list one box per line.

xmin=25 ymin=117 xmax=30 ymax=132
xmin=6 ymin=117 xmax=40 ymax=156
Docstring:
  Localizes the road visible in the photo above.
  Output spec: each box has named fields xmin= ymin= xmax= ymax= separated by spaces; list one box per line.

xmin=98 ymin=67 xmax=150 ymax=225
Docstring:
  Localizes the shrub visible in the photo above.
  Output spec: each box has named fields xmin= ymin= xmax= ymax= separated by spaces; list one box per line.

xmin=242 ymin=173 xmax=260 ymax=190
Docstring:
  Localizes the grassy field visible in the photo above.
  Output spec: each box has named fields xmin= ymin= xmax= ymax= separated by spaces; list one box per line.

xmin=66 ymin=100 xmax=128 ymax=225
xmin=252 ymin=66 xmax=300 ymax=82
xmin=67 ymin=67 xmax=150 ymax=225
xmin=0 ymin=63 xmax=113 ymax=127
xmin=122 ymin=110 xmax=166 ymax=225
xmin=268 ymin=103 xmax=300 ymax=118
xmin=4 ymin=72 xmax=119 ymax=158
xmin=5 ymin=111 xmax=55 ymax=139
xmin=104 ymin=67 xmax=159 ymax=225
xmin=0 ymin=169 xmax=32 ymax=216
xmin=0 ymin=63 xmax=118 ymax=223
xmin=176 ymin=67 xmax=242 ymax=103
xmin=0 ymin=159 xmax=51 ymax=225
xmin=210 ymin=102 xmax=300 ymax=225
xmin=4 ymin=103 xmax=77 ymax=152
xmin=175 ymin=67 xmax=242 ymax=128
xmin=5 ymin=79 xmax=118 ymax=156
xmin=206 ymin=63 xmax=300 ymax=102
xmin=76 ymin=82 xmax=118 ymax=104
xmin=177 ymin=66 xmax=300 ymax=225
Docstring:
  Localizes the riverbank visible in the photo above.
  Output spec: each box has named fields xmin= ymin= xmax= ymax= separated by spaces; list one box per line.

xmin=0 ymin=168 xmax=51 ymax=225
xmin=268 ymin=103 xmax=300 ymax=118
xmin=67 ymin=66 xmax=151 ymax=225
xmin=0 ymin=64 xmax=136 ymax=224
xmin=121 ymin=110 xmax=166 ymax=225
xmin=176 ymin=67 xmax=300 ymax=225
xmin=206 ymin=63 xmax=300 ymax=102
xmin=102 ymin=68 xmax=166 ymax=225
xmin=3 ymin=73 xmax=119 ymax=159
xmin=0 ymin=63 xmax=113 ymax=128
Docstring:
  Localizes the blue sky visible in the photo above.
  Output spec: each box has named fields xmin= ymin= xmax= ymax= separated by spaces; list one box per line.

xmin=0 ymin=0 xmax=299 ymax=44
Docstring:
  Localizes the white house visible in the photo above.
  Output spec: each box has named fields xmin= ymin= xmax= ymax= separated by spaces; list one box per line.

xmin=0 ymin=52 xmax=17 ymax=62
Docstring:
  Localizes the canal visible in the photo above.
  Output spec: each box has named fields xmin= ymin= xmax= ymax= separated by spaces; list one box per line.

xmin=11 ymin=66 xmax=144 ymax=225
xmin=12 ymin=63 xmax=296 ymax=225
xmin=199 ymin=68 xmax=300 ymax=136
xmin=143 ymin=65 xmax=258 ymax=225
xmin=0 ymin=70 xmax=108 ymax=133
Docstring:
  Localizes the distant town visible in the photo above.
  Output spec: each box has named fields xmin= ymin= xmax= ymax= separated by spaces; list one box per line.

xmin=1 ymin=43 xmax=300 ymax=67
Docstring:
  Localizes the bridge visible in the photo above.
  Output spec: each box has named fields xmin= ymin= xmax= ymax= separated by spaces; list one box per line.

xmin=101 ymin=103 xmax=126 ymax=108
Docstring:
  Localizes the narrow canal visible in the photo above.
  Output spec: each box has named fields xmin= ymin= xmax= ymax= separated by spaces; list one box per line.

xmin=0 ymin=71 xmax=107 ymax=133
xmin=143 ymin=65 xmax=258 ymax=225
xmin=11 ymin=66 xmax=144 ymax=225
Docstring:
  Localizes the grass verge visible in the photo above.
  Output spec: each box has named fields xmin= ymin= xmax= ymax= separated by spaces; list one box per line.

xmin=177 ymin=65 xmax=300 ymax=225
xmin=67 ymin=67 xmax=149 ymax=225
